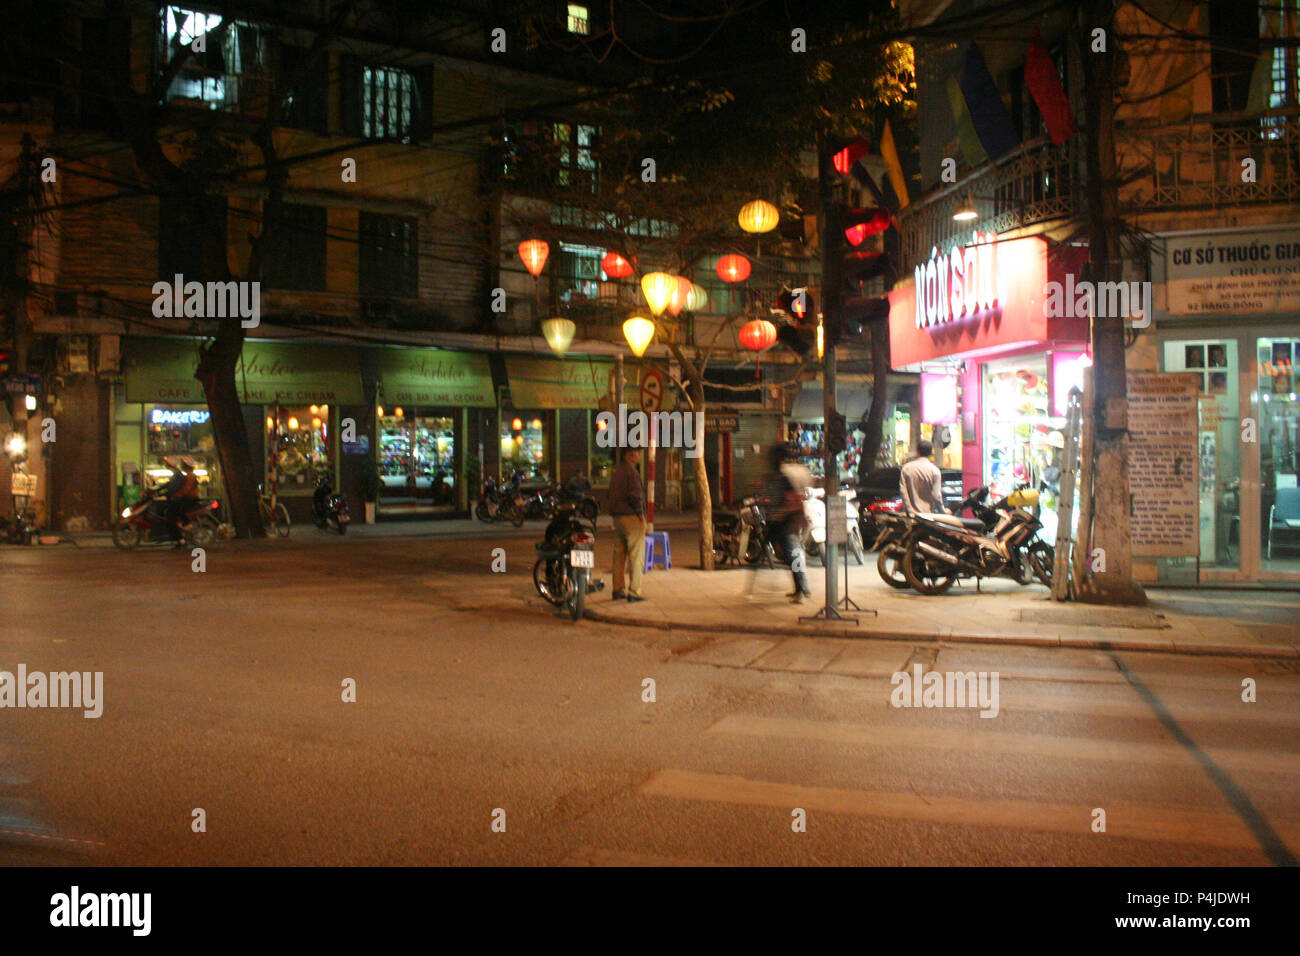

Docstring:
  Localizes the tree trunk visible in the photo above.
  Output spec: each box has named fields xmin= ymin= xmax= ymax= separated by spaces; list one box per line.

xmin=858 ymin=318 xmax=892 ymax=481
xmin=693 ymin=391 xmax=714 ymax=569
xmin=196 ymin=329 xmax=262 ymax=538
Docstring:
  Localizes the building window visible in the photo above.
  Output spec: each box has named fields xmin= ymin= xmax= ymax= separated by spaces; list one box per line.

xmin=280 ymin=44 xmax=329 ymax=134
xmin=263 ymin=203 xmax=327 ymax=291
xmin=158 ymin=194 xmax=227 ymax=281
xmin=556 ymin=243 xmax=604 ymax=304
xmin=1261 ymin=0 xmax=1300 ymax=138
xmin=377 ymin=409 xmax=457 ymax=505
xmin=501 ymin=412 xmax=550 ymax=480
xmin=158 ymin=6 xmax=270 ymax=112
xmin=267 ymin=405 xmax=332 ymax=494
xmin=362 ymin=65 xmax=416 ymax=140
xmin=553 ymin=122 xmax=598 ymax=191
xmin=567 ymin=4 xmax=590 ymax=36
xmin=359 ymin=212 xmax=419 ymax=299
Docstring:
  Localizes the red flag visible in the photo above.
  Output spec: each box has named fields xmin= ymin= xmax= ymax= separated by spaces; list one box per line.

xmin=1025 ymin=34 xmax=1076 ymax=145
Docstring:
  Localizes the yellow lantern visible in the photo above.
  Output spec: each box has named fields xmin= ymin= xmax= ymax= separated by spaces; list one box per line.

xmin=287 ymin=417 xmax=300 ymax=430
xmin=377 ymin=406 xmax=384 ymax=417
xmin=512 ymin=418 xmax=523 ymax=431
xmin=738 ymin=199 xmax=779 ymax=234
xmin=623 ymin=315 xmax=656 ymax=357
xmin=640 ymin=272 xmax=678 ymax=316
xmin=518 ymin=239 xmax=549 ymax=277
xmin=685 ymin=282 xmax=708 ymax=312
xmin=541 ymin=317 xmax=576 ymax=357
xmin=530 ymin=418 xmax=543 ymax=430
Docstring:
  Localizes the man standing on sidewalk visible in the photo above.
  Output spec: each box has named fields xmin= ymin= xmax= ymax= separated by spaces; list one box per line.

xmin=899 ymin=440 xmax=947 ymax=515
xmin=607 ymin=447 xmax=647 ymax=602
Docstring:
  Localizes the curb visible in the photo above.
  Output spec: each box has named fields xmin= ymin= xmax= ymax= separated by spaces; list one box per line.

xmin=582 ymin=609 xmax=1300 ymax=660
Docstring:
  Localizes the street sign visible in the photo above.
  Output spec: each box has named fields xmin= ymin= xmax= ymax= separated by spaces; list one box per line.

xmin=640 ymin=368 xmax=664 ymax=414
xmin=705 ymin=413 xmax=740 ymax=433
xmin=826 ymin=492 xmax=847 ymax=546
xmin=2 ymin=373 xmax=40 ymax=395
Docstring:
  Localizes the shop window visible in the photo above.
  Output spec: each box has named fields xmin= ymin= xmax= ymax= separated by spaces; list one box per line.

xmin=1257 ymin=337 xmax=1300 ymax=570
xmin=340 ymin=59 xmax=430 ymax=143
xmin=501 ymin=412 xmax=549 ymax=480
xmin=144 ymin=405 xmax=218 ymax=496
xmin=376 ymin=408 xmax=456 ymax=505
xmin=158 ymin=7 xmax=271 ymax=112
xmin=359 ymin=212 xmax=418 ymax=299
xmin=267 ymin=404 xmax=331 ymax=494
xmin=264 ymin=203 xmax=327 ymax=291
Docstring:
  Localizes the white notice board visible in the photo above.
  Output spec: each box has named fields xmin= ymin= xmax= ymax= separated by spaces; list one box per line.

xmin=1127 ymin=372 xmax=1200 ymax=557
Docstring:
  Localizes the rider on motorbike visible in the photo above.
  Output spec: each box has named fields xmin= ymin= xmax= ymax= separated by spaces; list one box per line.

xmin=161 ymin=457 xmax=200 ymax=547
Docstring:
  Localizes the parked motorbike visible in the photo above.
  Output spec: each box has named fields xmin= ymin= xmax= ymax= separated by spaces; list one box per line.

xmin=113 ymin=491 xmax=219 ymax=550
xmin=712 ymin=497 xmax=773 ymax=566
xmin=874 ymin=488 xmax=998 ymax=590
xmin=475 ymin=475 xmax=525 ymax=527
xmin=549 ymin=475 xmax=600 ymax=521
xmin=801 ymin=487 xmax=865 ymax=566
xmin=313 ymin=475 xmax=351 ymax=534
xmin=900 ymin=486 xmax=1054 ymax=595
xmin=533 ymin=504 xmax=604 ymax=621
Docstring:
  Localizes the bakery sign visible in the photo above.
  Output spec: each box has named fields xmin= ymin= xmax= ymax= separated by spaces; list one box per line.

xmin=1164 ymin=225 xmax=1300 ymax=316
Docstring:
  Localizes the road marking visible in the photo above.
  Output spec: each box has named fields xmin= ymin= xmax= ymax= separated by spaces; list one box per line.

xmin=639 ymin=768 xmax=1300 ymax=853
xmin=705 ymin=714 xmax=1300 ymax=777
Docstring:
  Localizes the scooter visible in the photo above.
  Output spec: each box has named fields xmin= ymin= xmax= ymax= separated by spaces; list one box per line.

xmin=712 ymin=497 xmax=772 ymax=567
xmin=801 ymin=487 xmax=865 ymax=566
xmin=533 ymin=504 xmax=605 ymax=621
xmin=113 ymin=491 xmax=219 ymax=550
xmin=313 ymin=475 xmax=351 ymax=534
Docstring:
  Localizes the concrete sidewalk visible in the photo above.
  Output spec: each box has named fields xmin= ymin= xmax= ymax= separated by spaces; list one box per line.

xmin=583 ymin=534 xmax=1300 ymax=660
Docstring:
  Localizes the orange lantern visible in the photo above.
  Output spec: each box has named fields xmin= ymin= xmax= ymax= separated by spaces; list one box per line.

xmin=601 ymin=251 xmax=634 ymax=279
xmin=716 ymin=254 xmax=751 ymax=283
xmin=518 ymin=239 xmax=549 ymax=277
xmin=665 ymin=275 xmax=692 ymax=317
xmin=738 ymin=318 xmax=777 ymax=352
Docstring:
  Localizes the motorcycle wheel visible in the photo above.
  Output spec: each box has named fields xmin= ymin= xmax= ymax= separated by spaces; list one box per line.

xmin=475 ymin=501 xmax=492 ymax=523
xmin=569 ymin=567 xmax=586 ymax=622
xmin=1028 ymin=541 xmax=1054 ymax=587
xmin=877 ymin=543 xmax=911 ymax=589
xmin=335 ymin=517 xmax=348 ymax=535
xmin=742 ymin=534 xmax=765 ymax=566
xmin=850 ymin=527 xmax=866 ymax=565
xmin=273 ymin=503 xmax=291 ymax=538
xmin=902 ymin=540 xmax=958 ymax=595
xmin=507 ymin=502 xmax=525 ymax=528
xmin=112 ymin=520 xmax=141 ymax=551
xmin=579 ymin=499 xmax=598 ymax=520
xmin=532 ymin=558 xmax=563 ymax=606
xmin=187 ymin=521 xmax=215 ymax=548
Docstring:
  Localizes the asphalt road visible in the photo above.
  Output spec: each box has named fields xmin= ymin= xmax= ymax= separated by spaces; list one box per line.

xmin=1 ymin=529 xmax=1297 ymax=866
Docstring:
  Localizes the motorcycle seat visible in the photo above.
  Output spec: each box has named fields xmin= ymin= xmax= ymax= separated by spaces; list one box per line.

xmin=921 ymin=513 xmax=986 ymax=531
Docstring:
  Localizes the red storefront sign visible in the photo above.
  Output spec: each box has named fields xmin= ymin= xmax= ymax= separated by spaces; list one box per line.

xmin=888 ymin=235 xmax=1088 ymax=368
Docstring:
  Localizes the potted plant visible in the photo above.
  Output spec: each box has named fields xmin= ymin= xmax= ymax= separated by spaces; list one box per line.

xmin=358 ymin=457 xmax=382 ymax=524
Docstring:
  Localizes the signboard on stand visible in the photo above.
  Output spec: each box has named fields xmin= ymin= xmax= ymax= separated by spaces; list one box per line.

xmin=1127 ymin=372 xmax=1200 ymax=557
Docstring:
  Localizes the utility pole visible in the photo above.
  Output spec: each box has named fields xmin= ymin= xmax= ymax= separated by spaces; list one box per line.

xmin=9 ymin=135 xmax=38 ymax=433
xmin=816 ymin=136 xmax=841 ymax=612
xmin=1078 ymin=0 xmax=1145 ymax=605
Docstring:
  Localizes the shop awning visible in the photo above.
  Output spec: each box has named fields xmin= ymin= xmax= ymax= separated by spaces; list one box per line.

xmin=378 ymin=348 xmax=494 ymax=407
xmin=790 ymin=384 xmax=872 ymax=422
xmin=505 ymin=355 xmax=613 ymax=409
xmin=123 ymin=337 xmax=363 ymax=404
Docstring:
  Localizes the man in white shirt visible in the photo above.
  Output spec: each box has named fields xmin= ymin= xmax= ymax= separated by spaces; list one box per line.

xmin=899 ymin=440 xmax=947 ymax=515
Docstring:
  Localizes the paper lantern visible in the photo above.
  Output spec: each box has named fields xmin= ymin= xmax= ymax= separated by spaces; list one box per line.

xmin=518 ymin=239 xmax=549 ymax=277
xmin=541 ymin=317 xmax=576 ymax=357
xmin=685 ymin=283 xmax=708 ymax=312
xmin=640 ymin=272 xmax=678 ymax=316
xmin=601 ymin=251 xmax=634 ymax=279
xmin=716 ymin=254 xmax=751 ymax=283
xmin=665 ymin=275 xmax=692 ymax=317
xmin=738 ymin=199 xmax=779 ymax=234
xmin=738 ymin=318 xmax=777 ymax=351
xmin=623 ymin=315 xmax=656 ymax=357
xmin=511 ymin=418 xmax=523 ymax=431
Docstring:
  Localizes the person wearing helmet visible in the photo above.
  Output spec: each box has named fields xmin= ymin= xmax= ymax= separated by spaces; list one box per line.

xmin=164 ymin=459 xmax=200 ymax=547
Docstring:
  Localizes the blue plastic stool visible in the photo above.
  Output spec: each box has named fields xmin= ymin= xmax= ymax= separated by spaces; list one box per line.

xmin=643 ymin=531 xmax=671 ymax=572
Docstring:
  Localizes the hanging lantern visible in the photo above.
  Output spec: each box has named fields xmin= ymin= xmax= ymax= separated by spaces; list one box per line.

xmin=738 ymin=317 xmax=777 ymax=379
xmin=530 ymin=418 xmax=543 ymax=430
xmin=601 ymin=251 xmax=634 ymax=279
xmin=511 ymin=418 xmax=523 ymax=431
xmin=518 ymin=239 xmax=549 ymax=277
xmin=665 ymin=275 xmax=692 ymax=317
xmin=738 ymin=318 xmax=777 ymax=352
xmin=541 ymin=317 xmax=576 ymax=357
xmin=640 ymin=272 xmax=678 ymax=316
xmin=685 ymin=282 xmax=708 ymax=312
xmin=716 ymin=254 xmax=751 ymax=283
xmin=623 ymin=315 xmax=656 ymax=357
xmin=738 ymin=199 xmax=779 ymax=234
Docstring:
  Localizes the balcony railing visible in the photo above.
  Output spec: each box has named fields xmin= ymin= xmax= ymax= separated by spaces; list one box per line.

xmin=895 ymin=137 xmax=1077 ymax=264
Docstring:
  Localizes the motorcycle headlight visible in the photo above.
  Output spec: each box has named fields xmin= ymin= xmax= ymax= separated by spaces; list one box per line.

xmin=121 ymin=508 xmax=132 ymax=518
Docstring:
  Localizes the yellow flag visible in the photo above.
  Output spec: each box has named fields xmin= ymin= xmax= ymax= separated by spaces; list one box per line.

xmin=881 ymin=119 xmax=911 ymax=209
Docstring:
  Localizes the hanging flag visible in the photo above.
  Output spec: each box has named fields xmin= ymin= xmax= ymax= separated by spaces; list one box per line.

xmin=958 ymin=42 xmax=1021 ymax=161
xmin=1025 ymin=34 xmax=1076 ymax=145
xmin=850 ymin=158 xmax=893 ymax=212
xmin=946 ymin=76 xmax=989 ymax=167
xmin=1158 ymin=6 xmax=1201 ymax=123
xmin=879 ymin=119 xmax=910 ymax=209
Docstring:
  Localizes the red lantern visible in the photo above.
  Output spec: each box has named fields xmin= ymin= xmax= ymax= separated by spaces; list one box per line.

xmin=601 ymin=251 xmax=634 ymax=279
xmin=716 ymin=254 xmax=751 ymax=283
xmin=738 ymin=317 xmax=777 ymax=378
xmin=518 ymin=239 xmax=549 ymax=277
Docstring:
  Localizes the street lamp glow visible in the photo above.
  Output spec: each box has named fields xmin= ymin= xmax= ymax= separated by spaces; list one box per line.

xmin=24 ymin=394 xmax=37 ymax=411
xmin=953 ymin=195 xmax=978 ymax=221
xmin=623 ymin=315 xmax=655 ymax=357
